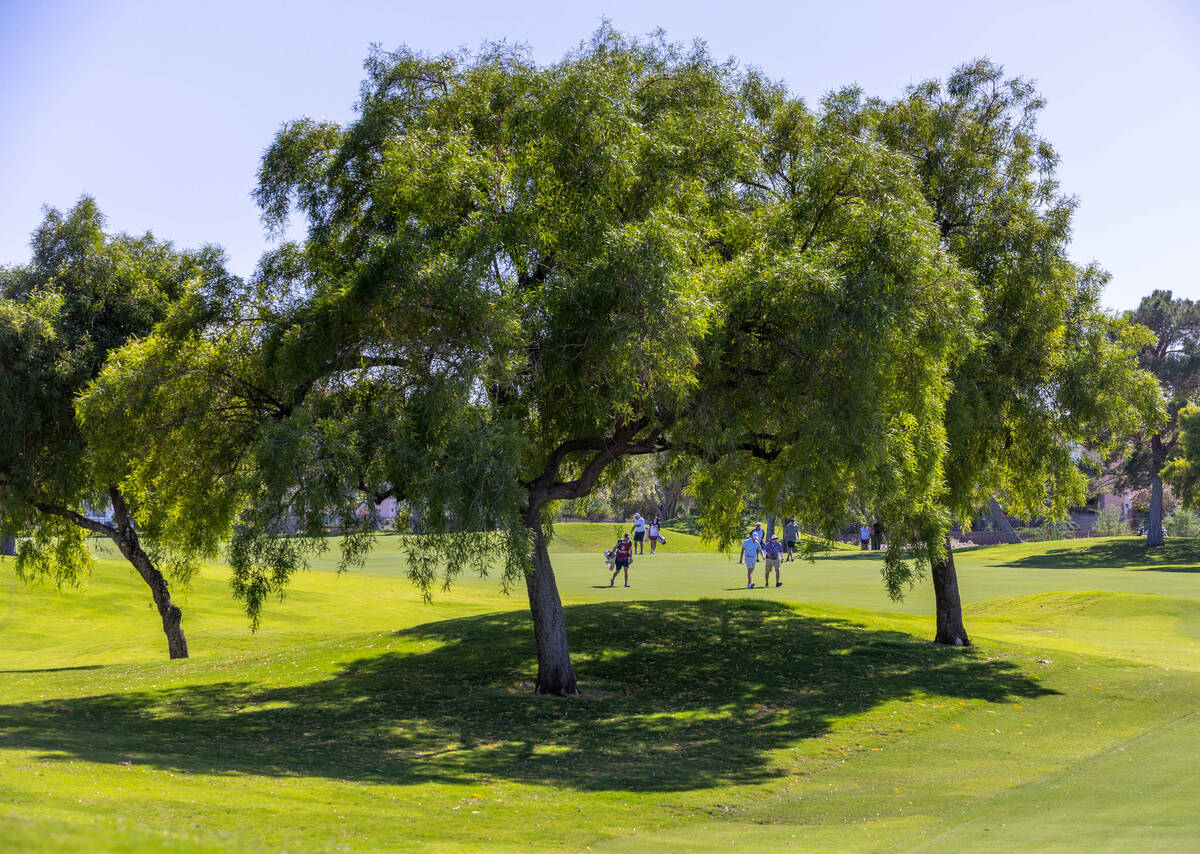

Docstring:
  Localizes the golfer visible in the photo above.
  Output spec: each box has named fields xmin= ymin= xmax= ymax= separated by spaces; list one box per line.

xmin=762 ymin=534 xmax=784 ymax=587
xmin=610 ymin=534 xmax=634 ymax=587
xmin=631 ymin=513 xmax=647 ymax=554
xmin=739 ymin=532 xmax=764 ymax=589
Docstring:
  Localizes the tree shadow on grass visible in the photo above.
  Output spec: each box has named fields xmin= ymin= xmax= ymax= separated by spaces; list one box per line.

xmin=0 ymin=600 xmax=1055 ymax=792
xmin=999 ymin=539 xmax=1200 ymax=572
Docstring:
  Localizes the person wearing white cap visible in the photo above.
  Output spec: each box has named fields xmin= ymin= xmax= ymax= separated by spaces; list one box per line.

xmin=630 ymin=513 xmax=647 ymax=555
xmin=761 ymin=533 xmax=785 ymax=588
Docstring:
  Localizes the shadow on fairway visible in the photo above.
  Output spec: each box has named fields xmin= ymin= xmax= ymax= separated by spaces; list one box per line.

xmin=1000 ymin=539 xmax=1200 ymax=572
xmin=0 ymin=600 xmax=1054 ymax=792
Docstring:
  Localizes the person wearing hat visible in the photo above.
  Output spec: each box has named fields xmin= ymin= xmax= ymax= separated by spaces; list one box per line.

xmin=630 ymin=513 xmax=647 ymax=555
xmin=761 ymin=533 xmax=785 ymax=588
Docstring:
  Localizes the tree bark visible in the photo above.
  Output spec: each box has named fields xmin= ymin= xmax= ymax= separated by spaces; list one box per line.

xmin=1147 ymin=434 xmax=1165 ymax=547
xmin=660 ymin=477 xmax=683 ymax=520
xmin=932 ymin=535 xmax=970 ymax=646
xmin=106 ymin=488 xmax=189 ymax=659
xmin=988 ymin=496 xmax=1022 ymax=544
xmin=524 ymin=524 xmax=578 ymax=696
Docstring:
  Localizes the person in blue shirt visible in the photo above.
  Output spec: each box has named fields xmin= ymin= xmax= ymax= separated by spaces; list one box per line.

xmin=761 ymin=534 xmax=785 ymax=587
xmin=739 ymin=533 xmax=764 ymax=589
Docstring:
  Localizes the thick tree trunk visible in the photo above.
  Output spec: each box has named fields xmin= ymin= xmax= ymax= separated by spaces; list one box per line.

xmin=1145 ymin=433 xmax=1166 ymax=547
xmin=988 ymin=496 xmax=1022 ymax=544
xmin=524 ymin=525 xmax=578 ymax=696
xmin=765 ymin=514 xmax=776 ymax=540
xmin=655 ymin=477 xmax=684 ymax=520
xmin=932 ymin=535 xmax=970 ymax=646
xmin=0 ymin=536 xmax=14 ymax=556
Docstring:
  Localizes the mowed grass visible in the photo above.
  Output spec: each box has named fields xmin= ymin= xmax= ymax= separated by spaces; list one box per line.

xmin=0 ymin=531 xmax=1198 ymax=851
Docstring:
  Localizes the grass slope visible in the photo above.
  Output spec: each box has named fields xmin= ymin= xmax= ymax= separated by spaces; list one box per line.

xmin=0 ymin=531 xmax=1198 ymax=851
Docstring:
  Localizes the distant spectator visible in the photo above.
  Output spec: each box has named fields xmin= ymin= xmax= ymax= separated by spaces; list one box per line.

xmin=783 ymin=517 xmax=799 ymax=562
xmin=859 ymin=523 xmax=871 ymax=551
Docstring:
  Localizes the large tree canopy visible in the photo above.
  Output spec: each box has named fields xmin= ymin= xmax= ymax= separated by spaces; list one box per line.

xmin=0 ymin=198 xmax=231 ymax=658
xmin=83 ymin=30 xmax=976 ymax=693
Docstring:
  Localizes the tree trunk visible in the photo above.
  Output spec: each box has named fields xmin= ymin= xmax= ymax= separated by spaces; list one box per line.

xmin=988 ymin=496 xmax=1022 ymax=544
xmin=524 ymin=524 xmax=578 ymax=696
xmin=658 ymin=477 xmax=684 ymax=520
xmin=0 ymin=536 xmax=14 ymax=557
xmin=107 ymin=488 xmax=189 ymax=659
xmin=112 ymin=537 xmax=189 ymax=659
xmin=932 ymin=535 xmax=970 ymax=646
xmin=765 ymin=514 xmax=776 ymax=540
xmin=31 ymin=489 xmax=189 ymax=659
xmin=1147 ymin=434 xmax=1165 ymax=547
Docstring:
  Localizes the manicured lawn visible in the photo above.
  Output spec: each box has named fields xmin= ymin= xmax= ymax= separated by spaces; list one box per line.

xmin=1 ymin=531 xmax=1198 ymax=851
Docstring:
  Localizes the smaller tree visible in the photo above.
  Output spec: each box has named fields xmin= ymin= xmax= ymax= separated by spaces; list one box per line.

xmin=1164 ymin=404 xmax=1200 ymax=510
xmin=1121 ymin=291 xmax=1200 ymax=545
xmin=0 ymin=198 xmax=230 ymax=659
xmin=1092 ymin=507 xmax=1129 ymax=537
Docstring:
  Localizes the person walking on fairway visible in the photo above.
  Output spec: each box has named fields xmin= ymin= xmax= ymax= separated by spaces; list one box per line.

xmin=783 ymin=517 xmax=799 ymax=562
xmin=751 ymin=522 xmax=764 ymax=544
xmin=648 ymin=515 xmax=662 ymax=554
xmin=740 ymin=532 xmax=764 ymax=588
xmin=762 ymin=533 xmax=784 ymax=587
xmin=631 ymin=513 xmax=647 ymax=555
xmin=859 ymin=522 xmax=871 ymax=551
xmin=610 ymin=534 xmax=634 ymax=587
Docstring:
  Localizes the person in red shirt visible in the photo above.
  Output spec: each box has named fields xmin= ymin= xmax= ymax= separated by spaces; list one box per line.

xmin=610 ymin=534 xmax=635 ymax=587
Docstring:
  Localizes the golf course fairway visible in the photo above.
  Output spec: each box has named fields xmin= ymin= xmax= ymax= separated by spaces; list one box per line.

xmin=1 ymin=528 xmax=1197 ymax=852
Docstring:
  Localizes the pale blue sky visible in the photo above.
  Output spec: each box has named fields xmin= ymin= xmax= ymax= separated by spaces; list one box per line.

xmin=2 ymin=0 xmax=1197 ymax=310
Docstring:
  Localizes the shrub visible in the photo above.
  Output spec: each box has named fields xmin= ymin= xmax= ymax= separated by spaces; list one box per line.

xmin=1164 ymin=509 xmax=1200 ymax=538
xmin=1093 ymin=507 xmax=1129 ymax=537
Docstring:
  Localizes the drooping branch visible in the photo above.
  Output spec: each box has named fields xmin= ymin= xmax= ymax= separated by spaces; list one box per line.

xmin=31 ymin=501 xmax=118 ymax=538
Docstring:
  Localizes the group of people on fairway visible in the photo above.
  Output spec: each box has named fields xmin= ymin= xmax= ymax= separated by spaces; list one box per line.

xmin=605 ymin=512 xmax=667 ymax=587
xmin=738 ymin=518 xmax=798 ymax=588
xmin=606 ymin=514 xmax=805 ymax=590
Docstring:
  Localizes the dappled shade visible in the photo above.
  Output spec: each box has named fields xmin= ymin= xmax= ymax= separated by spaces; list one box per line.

xmin=0 ymin=601 xmax=1054 ymax=792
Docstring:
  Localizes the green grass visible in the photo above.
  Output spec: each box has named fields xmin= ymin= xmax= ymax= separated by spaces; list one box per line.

xmin=1 ymin=532 xmax=1199 ymax=851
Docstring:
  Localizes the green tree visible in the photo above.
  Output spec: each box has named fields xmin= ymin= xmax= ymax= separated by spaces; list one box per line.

xmin=860 ymin=60 xmax=1161 ymax=643
xmin=1164 ymin=404 xmax=1200 ymax=510
xmin=1119 ymin=291 xmax=1200 ymax=545
xmin=0 ymin=198 xmax=229 ymax=659
xmin=84 ymin=31 xmax=974 ymax=694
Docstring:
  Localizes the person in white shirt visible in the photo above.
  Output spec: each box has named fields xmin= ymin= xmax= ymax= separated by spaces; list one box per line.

xmin=739 ymin=535 xmax=764 ymax=588
xmin=631 ymin=513 xmax=647 ymax=554
xmin=648 ymin=516 xmax=661 ymax=554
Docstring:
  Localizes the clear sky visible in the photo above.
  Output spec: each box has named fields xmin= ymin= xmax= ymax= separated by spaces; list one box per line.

xmin=2 ymin=0 xmax=1197 ymax=310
